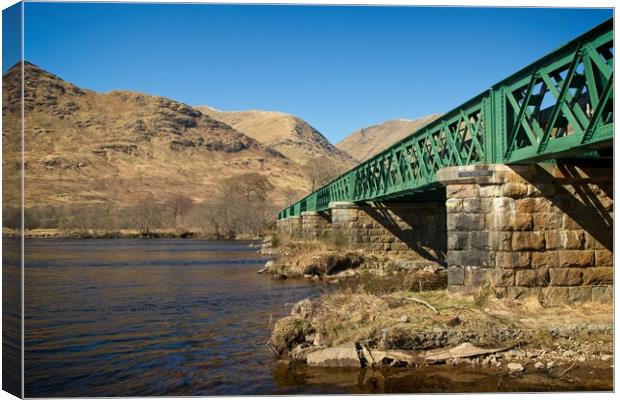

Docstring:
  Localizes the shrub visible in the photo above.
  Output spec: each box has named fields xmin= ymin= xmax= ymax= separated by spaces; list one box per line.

xmin=270 ymin=233 xmax=280 ymax=248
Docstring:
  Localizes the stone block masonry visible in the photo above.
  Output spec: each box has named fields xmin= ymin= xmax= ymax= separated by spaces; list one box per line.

xmin=437 ymin=163 xmax=613 ymax=304
xmin=301 ymin=211 xmax=331 ymax=241
xmin=276 ymin=216 xmax=302 ymax=239
xmin=329 ymin=201 xmax=447 ymax=267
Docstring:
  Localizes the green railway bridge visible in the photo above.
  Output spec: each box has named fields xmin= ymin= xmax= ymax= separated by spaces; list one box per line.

xmin=276 ymin=19 xmax=614 ymax=303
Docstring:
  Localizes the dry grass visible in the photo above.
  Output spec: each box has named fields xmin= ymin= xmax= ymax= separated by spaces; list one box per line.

xmin=300 ymin=288 xmax=613 ymax=351
xmin=269 ymin=315 xmax=313 ymax=355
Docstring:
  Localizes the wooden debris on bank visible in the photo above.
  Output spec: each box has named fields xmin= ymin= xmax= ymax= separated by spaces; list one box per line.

xmin=425 ymin=342 xmax=517 ymax=363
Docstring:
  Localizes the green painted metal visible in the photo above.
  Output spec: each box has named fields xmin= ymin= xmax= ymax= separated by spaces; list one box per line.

xmin=278 ymin=18 xmax=614 ymax=220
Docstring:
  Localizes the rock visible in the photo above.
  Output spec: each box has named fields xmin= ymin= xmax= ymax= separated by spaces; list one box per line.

xmin=291 ymin=299 xmax=314 ymax=319
xmin=332 ymin=269 xmax=357 ymax=278
xmin=291 ymin=344 xmax=316 ymax=361
xmin=601 ymin=354 xmax=613 ymax=362
xmin=399 ymin=315 xmax=410 ymax=323
xmin=313 ymin=332 xmax=326 ymax=347
xmin=534 ymin=362 xmax=545 ymax=370
xmin=563 ymin=350 xmax=576 ymax=358
xmin=528 ymin=350 xmax=540 ymax=358
xmin=506 ymin=362 xmax=524 ymax=373
xmin=306 ymin=342 xmax=362 ymax=368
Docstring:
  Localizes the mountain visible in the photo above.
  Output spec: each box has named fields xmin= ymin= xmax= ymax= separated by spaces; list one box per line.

xmin=2 ymin=62 xmax=311 ymax=211
xmin=196 ymin=106 xmax=356 ymax=169
xmin=336 ymin=115 xmax=441 ymax=162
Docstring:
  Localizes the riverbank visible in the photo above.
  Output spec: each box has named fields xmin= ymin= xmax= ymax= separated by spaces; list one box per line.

xmin=262 ymin=235 xmax=613 ymax=390
xmin=3 ymin=227 xmax=263 ymax=240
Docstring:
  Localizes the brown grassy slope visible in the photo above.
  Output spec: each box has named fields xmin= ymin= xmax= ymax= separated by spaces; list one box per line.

xmin=2 ymin=62 xmax=311 ymax=209
xmin=197 ymin=106 xmax=357 ymax=170
xmin=336 ymin=115 xmax=441 ymax=162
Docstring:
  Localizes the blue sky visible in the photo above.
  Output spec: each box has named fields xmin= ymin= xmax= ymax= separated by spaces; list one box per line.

xmin=2 ymin=2 xmax=21 ymax=71
xmin=13 ymin=4 xmax=613 ymax=143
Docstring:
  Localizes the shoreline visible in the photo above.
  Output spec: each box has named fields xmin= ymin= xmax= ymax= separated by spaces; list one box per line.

xmin=262 ymin=235 xmax=613 ymax=389
xmin=3 ymin=228 xmax=264 ymax=241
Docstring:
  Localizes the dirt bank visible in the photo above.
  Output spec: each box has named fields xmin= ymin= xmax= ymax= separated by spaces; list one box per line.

xmin=263 ymin=235 xmax=613 ymax=390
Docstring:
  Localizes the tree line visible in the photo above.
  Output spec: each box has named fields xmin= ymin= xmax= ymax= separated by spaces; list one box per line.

xmin=3 ymin=172 xmax=278 ymax=238
xmin=3 ymin=158 xmax=348 ymax=237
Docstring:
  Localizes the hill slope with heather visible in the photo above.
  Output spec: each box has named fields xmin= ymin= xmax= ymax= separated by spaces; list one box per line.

xmin=2 ymin=62 xmax=311 ymax=219
xmin=336 ymin=115 xmax=440 ymax=162
xmin=197 ymin=106 xmax=356 ymax=169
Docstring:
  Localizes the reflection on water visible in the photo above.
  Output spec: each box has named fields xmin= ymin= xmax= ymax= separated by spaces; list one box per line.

xmin=24 ymin=239 xmax=325 ymax=397
xmin=3 ymin=237 xmax=22 ymax=397
xmin=274 ymin=361 xmax=612 ymax=393
xmin=24 ymin=239 xmax=612 ymax=396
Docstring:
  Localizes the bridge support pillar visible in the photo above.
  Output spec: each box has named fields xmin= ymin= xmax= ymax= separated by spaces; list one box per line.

xmin=437 ymin=163 xmax=613 ymax=304
xmin=276 ymin=216 xmax=302 ymax=239
xmin=287 ymin=216 xmax=302 ymax=239
xmin=329 ymin=201 xmax=446 ymax=266
xmin=301 ymin=211 xmax=331 ymax=240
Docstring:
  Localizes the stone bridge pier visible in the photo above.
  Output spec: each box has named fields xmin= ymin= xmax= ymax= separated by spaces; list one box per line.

xmin=436 ymin=162 xmax=613 ymax=304
xmin=328 ymin=201 xmax=447 ymax=266
xmin=276 ymin=201 xmax=448 ymax=267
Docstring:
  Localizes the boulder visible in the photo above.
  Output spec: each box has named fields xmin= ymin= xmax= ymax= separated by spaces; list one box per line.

xmin=291 ymin=299 xmax=314 ymax=319
xmin=313 ymin=332 xmax=326 ymax=347
xmin=306 ymin=342 xmax=362 ymax=368
xmin=507 ymin=362 xmax=524 ymax=373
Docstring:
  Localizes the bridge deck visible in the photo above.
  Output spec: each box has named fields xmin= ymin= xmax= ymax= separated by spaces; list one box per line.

xmin=279 ymin=18 xmax=613 ymax=219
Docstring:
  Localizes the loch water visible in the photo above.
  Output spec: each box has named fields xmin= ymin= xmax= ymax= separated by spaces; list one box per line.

xmin=21 ymin=239 xmax=612 ymax=396
xmin=23 ymin=239 xmax=328 ymax=397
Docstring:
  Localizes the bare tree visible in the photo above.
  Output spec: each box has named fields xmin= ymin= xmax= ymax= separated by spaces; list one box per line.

xmin=166 ymin=194 xmax=194 ymax=227
xmin=197 ymin=173 xmax=275 ymax=238
xmin=305 ymin=156 xmax=345 ymax=191
xmin=129 ymin=194 xmax=168 ymax=235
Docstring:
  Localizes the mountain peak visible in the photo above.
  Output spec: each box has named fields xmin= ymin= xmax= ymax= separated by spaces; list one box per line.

xmin=196 ymin=106 xmax=356 ymax=168
xmin=336 ymin=114 xmax=441 ymax=162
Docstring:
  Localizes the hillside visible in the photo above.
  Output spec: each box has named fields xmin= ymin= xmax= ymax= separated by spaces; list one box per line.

xmin=336 ymin=115 xmax=440 ymax=162
xmin=197 ymin=106 xmax=356 ymax=169
xmin=2 ymin=62 xmax=311 ymax=213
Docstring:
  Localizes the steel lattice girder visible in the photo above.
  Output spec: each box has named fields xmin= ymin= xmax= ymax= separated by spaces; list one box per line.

xmin=279 ymin=18 xmax=613 ymax=219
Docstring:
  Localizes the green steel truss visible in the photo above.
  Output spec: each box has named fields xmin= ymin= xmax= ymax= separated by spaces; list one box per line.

xmin=278 ymin=18 xmax=614 ymax=219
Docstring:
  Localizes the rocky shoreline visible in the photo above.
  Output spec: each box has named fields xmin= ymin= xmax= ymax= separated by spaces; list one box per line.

xmin=260 ymin=235 xmax=613 ymax=389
